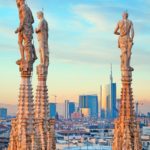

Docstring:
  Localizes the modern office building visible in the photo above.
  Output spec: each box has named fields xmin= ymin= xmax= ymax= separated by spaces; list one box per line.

xmin=56 ymin=103 xmax=65 ymax=117
xmin=65 ymin=100 xmax=69 ymax=119
xmin=79 ymin=95 xmax=98 ymax=118
xmin=49 ymin=103 xmax=56 ymax=119
xmin=69 ymin=102 xmax=75 ymax=118
xmin=100 ymin=65 xmax=117 ymax=120
xmin=65 ymin=100 xmax=75 ymax=119
xmin=0 ymin=108 xmax=7 ymax=119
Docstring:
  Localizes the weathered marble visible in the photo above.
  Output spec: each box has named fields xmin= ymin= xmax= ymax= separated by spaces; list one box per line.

xmin=112 ymin=12 xmax=142 ymax=150
xmin=114 ymin=12 xmax=134 ymax=71
xmin=34 ymin=65 xmax=56 ymax=150
xmin=34 ymin=12 xmax=55 ymax=150
xmin=8 ymin=62 xmax=37 ymax=150
xmin=8 ymin=1 xmax=55 ymax=150
xmin=36 ymin=11 xmax=49 ymax=67
xmin=15 ymin=0 xmax=37 ymax=65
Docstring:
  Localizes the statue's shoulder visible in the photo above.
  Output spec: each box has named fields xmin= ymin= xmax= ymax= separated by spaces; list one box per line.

xmin=118 ymin=20 xmax=123 ymax=26
xmin=20 ymin=4 xmax=26 ymax=10
xmin=128 ymin=19 xmax=133 ymax=25
xmin=20 ymin=4 xmax=28 ymax=12
xmin=43 ymin=19 xmax=48 ymax=27
xmin=43 ymin=19 xmax=48 ymax=24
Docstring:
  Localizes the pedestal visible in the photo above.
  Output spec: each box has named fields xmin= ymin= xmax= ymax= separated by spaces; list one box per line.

xmin=112 ymin=69 xmax=142 ymax=150
xmin=8 ymin=61 xmax=37 ymax=150
xmin=34 ymin=64 xmax=56 ymax=150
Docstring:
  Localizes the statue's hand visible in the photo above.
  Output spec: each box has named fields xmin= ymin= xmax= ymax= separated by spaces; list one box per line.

xmin=35 ymin=28 xmax=41 ymax=33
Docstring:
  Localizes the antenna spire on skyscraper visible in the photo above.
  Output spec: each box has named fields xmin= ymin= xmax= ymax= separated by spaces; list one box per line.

xmin=110 ymin=63 xmax=113 ymax=83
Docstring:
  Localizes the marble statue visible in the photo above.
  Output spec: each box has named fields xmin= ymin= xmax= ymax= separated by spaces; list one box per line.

xmin=114 ymin=12 xmax=134 ymax=71
xmin=112 ymin=12 xmax=142 ymax=150
xmin=35 ymin=11 xmax=49 ymax=67
xmin=15 ymin=0 xmax=37 ymax=65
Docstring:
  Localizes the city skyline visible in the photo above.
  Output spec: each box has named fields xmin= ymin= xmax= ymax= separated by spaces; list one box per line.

xmin=0 ymin=0 xmax=149 ymax=113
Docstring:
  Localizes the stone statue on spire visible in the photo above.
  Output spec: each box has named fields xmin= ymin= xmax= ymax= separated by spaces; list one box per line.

xmin=114 ymin=11 xmax=134 ymax=71
xmin=35 ymin=11 xmax=49 ymax=67
xmin=15 ymin=0 xmax=37 ymax=65
xmin=112 ymin=12 xmax=142 ymax=150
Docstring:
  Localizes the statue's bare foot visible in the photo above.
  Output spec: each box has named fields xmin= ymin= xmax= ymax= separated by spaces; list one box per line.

xmin=16 ymin=59 xmax=22 ymax=65
xmin=16 ymin=59 xmax=25 ymax=65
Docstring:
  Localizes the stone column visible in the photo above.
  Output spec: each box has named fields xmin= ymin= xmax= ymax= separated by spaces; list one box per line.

xmin=8 ymin=62 xmax=37 ymax=150
xmin=112 ymin=69 xmax=142 ymax=150
xmin=34 ymin=65 xmax=56 ymax=150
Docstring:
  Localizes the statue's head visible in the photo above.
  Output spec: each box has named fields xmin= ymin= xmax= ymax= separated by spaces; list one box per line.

xmin=16 ymin=0 xmax=25 ymax=7
xmin=37 ymin=11 xmax=44 ymax=20
xmin=122 ymin=11 xmax=128 ymax=19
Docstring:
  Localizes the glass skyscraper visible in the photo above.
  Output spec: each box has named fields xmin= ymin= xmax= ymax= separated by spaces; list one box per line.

xmin=0 ymin=108 xmax=7 ymax=119
xmin=79 ymin=95 xmax=98 ymax=118
xmin=49 ymin=103 xmax=56 ymax=119
xmin=100 ymin=65 xmax=117 ymax=120
xmin=69 ymin=102 xmax=75 ymax=118
xmin=65 ymin=100 xmax=75 ymax=119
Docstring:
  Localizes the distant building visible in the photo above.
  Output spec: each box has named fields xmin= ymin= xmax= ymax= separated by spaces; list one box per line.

xmin=68 ymin=102 xmax=75 ymax=118
xmin=56 ymin=103 xmax=65 ymax=117
xmin=0 ymin=108 xmax=7 ymax=119
xmin=49 ymin=103 xmax=56 ymax=119
xmin=65 ymin=100 xmax=75 ymax=119
xmin=71 ymin=112 xmax=81 ymax=119
xmin=79 ymin=95 xmax=98 ymax=118
xmin=143 ymin=126 xmax=150 ymax=136
xmin=100 ymin=65 xmax=117 ymax=120
xmin=65 ymin=100 xmax=69 ymax=119
xmin=81 ymin=108 xmax=90 ymax=117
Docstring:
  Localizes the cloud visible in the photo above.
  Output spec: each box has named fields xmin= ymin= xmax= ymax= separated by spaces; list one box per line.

xmin=73 ymin=4 xmax=112 ymax=32
xmin=0 ymin=0 xmax=15 ymax=8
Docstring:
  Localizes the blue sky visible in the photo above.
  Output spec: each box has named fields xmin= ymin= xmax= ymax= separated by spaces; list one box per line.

xmin=0 ymin=0 xmax=150 ymax=112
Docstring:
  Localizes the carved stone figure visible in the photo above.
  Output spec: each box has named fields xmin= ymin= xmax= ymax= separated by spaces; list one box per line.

xmin=112 ymin=12 xmax=142 ymax=150
xmin=114 ymin=12 xmax=134 ymax=71
xmin=35 ymin=11 xmax=49 ymax=67
xmin=15 ymin=0 xmax=37 ymax=65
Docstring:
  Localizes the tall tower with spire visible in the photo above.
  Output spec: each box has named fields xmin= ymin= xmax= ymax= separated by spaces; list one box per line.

xmin=110 ymin=63 xmax=113 ymax=83
xmin=110 ymin=64 xmax=117 ymax=119
xmin=100 ymin=64 xmax=117 ymax=119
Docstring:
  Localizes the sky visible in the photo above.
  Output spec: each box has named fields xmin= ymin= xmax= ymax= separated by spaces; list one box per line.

xmin=0 ymin=0 xmax=149 ymax=113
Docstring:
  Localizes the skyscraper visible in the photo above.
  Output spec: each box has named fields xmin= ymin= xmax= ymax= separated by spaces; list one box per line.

xmin=49 ymin=103 xmax=56 ymax=119
xmin=79 ymin=95 xmax=98 ymax=118
xmin=65 ymin=100 xmax=75 ymax=119
xmin=0 ymin=108 xmax=7 ymax=119
xmin=69 ymin=102 xmax=75 ymax=118
xmin=100 ymin=65 xmax=117 ymax=119
xmin=65 ymin=100 xmax=69 ymax=119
